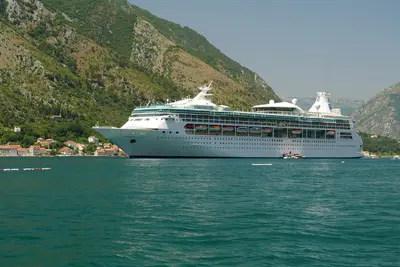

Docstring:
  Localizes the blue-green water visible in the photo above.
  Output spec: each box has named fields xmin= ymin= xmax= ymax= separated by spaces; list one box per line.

xmin=0 ymin=158 xmax=399 ymax=266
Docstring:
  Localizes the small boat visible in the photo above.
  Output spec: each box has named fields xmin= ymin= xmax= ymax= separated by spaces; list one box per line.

xmin=291 ymin=129 xmax=302 ymax=134
xmin=392 ymin=155 xmax=400 ymax=160
xmin=209 ymin=125 xmax=221 ymax=131
xmin=195 ymin=124 xmax=208 ymax=130
xmin=252 ymin=163 xmax=272 ymax=166
xmin=184 ymin=124 xmax=194 ymax=129
xmin=222 ymin=126 xmax=234 ymax=132
xmin=236 ymin=126 xmax=248 ymax=133
xmin=261 ymin=127 xmax=272 ymax=133
xmin=283 ymin=153 xmax=304 ymax=159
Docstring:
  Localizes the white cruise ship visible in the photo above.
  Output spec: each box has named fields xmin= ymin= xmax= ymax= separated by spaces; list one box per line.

xmin=93 ymin=82 xmax=363 ymax=158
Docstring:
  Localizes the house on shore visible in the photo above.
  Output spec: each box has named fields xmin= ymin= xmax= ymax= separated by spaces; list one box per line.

xmin=64 ymin=140 xmax=78 ymax=150
xmin=17 ymin=148 xmax=30 ymax=157
xmin=94 ymin=147 xmax=119 ymax=157
xmin=0 ymin=144 xmax=21 ymax=156
xmin=59 ymin=147 xmax=75 ymax=156
xmin=29 ymin=146 xmax=51 ymax=156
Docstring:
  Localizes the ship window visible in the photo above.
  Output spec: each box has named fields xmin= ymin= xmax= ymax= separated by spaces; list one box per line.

xmin=130 ymin=139 xmax=136 ymax=144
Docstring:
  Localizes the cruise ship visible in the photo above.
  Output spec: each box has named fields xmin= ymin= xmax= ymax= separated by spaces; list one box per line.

xmin=93 ymin=82 xmax=363 ymax=158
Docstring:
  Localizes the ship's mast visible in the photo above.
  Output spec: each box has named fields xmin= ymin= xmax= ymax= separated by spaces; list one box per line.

xmin=193 ymin=81 xmax=213 ymax=101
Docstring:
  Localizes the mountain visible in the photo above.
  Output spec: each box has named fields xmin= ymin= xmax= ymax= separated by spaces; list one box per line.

xmin=283 ymin=96 xmax=364 ymax=116
xmin=352 ymin=83 xmax=400 ymax=140
xmin=0 ymin=0 xmax=279 ymax=145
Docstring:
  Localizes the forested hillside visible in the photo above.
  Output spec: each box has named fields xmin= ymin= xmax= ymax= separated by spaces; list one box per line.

xmin=0 ymin=0 xmax=279 ymax=146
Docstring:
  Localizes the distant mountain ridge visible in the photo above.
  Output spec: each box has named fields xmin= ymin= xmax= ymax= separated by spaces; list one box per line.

xmin=352 ymin=83 xmax=400 ymax=140
xmin=0 ymin=0 xmax=279 ymax=144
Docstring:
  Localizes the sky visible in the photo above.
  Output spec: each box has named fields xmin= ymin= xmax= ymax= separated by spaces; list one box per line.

xmin=130 ymin=0 xmax=400 ymax=100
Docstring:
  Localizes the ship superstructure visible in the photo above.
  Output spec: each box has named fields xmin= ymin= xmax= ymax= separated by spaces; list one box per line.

xmin=93 ymin=82 xmax=363 ymax=158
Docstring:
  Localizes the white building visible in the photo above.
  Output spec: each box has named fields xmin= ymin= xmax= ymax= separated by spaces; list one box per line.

xmin=88 ymin=136 xmax=99 ymax=145
xmin=0 ymin=145 xmax=21 ymax=156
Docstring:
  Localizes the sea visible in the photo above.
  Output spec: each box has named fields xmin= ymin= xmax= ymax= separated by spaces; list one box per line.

xmin=0 ymin=157 xmax=399 ymax=266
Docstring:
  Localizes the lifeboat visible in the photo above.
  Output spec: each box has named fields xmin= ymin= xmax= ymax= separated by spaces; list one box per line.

xmin=261 ymin=127 xmax=272 ymax=133
xmin=327 ymin=130 xmax=336 ymax=135
xmin=236 ymin=126 xmax=248 ymax=133
xmin=291 ymin=129 xmax=302 ymax=134
xmin=195 ymin=124 xmax=208 ymax=130
xmin=209 ymin=125 xmax=221 ymax=131
xmin=184 ymin=124 xmax=194 ymax=129
xmin=223 ymin=126 xmax=235 ymax=132
xmin=249 ymin=127 xmax=261 ymax=133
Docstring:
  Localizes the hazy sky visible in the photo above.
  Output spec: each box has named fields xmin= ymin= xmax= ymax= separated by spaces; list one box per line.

xmin=130 ymin=0 xmax=400 ymax=100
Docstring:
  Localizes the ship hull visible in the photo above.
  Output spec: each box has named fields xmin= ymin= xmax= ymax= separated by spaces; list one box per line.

xmin=93 ymin=127 xmax=363 ymax=159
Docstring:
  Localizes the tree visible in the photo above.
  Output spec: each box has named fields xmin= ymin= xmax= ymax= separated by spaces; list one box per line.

xmin=84 ymin=143 xmax=97 ymax=154
xmin=21 ymin=135 xmax=35 ymax=148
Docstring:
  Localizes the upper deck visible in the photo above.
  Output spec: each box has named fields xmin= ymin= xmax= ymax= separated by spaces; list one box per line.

xmin=132 ymin=83 xmax=350 ymax=124
xmin=132 ymin=105 xmax=348 ymax=122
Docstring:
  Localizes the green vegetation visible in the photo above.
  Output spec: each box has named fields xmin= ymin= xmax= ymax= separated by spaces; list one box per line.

xmin=0 ymin=0 xmax=7 ymax=16
xmin=361 ymin=132 xmax=400 ymax=156
xmin=40 ymin=0 xmax=137 ymax=58
xmin=84 ymin=143 xmax=97 ymax=154
xmin=0 ymin=118 xmax=112 ymax=148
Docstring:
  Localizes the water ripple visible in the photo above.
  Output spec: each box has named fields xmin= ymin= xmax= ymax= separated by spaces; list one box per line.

xmin=0 ymin=158 xmax=399 ymax=266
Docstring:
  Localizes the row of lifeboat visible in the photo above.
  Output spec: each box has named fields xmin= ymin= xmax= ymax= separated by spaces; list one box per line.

xmin=184 ymin=124 xmax=337 ymax=135
xmin=185 ymin=124 xmax=272 ymax=133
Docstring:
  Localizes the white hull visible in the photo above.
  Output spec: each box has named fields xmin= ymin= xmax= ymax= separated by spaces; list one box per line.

xmin=93 ymin=126 xmax=363 ymax=158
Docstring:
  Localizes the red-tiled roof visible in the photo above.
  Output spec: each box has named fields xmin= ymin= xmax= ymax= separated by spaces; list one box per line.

xmin=59 ymin=147 xmax=73 ymax=152
xmin=0 ymin=145 xmax=22 ymax=149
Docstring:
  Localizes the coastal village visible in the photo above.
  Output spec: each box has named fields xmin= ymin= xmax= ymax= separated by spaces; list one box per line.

xmin=0 ymin=133 xmax=126 ymax=157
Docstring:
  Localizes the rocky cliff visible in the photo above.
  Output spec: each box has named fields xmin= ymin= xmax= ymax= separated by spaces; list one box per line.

xmin=352 ymin=83 xmax=400 ymax=140
xmin=0 ymin=0 xmax=279 ymax=141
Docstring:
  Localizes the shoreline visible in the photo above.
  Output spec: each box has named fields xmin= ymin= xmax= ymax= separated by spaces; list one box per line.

xmin=1 ymin=155 xmax=398 ymax=159
xmin=0 ymin=155 xmax=127 ymax=158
